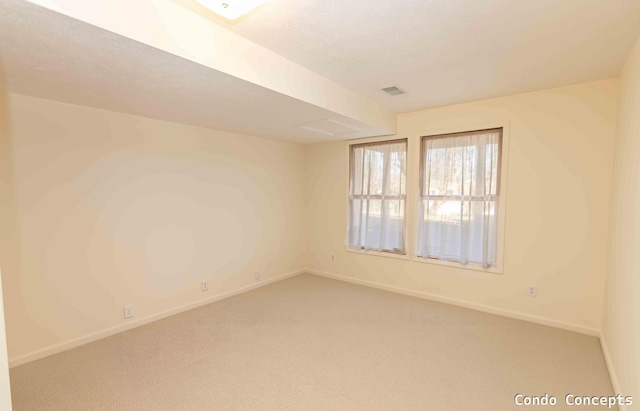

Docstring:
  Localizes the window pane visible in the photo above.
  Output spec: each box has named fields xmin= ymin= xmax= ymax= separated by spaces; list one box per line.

xmin=423 ymin=134 xmax=499 ymax=197
xmin=348 ymin=140 xmax=407 ymax=253
xmin=421 ymin=199 xmax=497 ymax=264
xmin=418 ymin=129 xmax=502 ymax=267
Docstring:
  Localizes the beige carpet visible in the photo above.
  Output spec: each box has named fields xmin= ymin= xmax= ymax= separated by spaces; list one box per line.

xmin=10 ymin=274 xmax=615 ymax=410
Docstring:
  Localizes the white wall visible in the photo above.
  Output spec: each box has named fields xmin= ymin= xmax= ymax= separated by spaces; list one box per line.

xmin=603 ymin=37 xmax=640 ymax=406
xmin=306 ymin=79 xmax=618 ymax=333
xmin=0 ymin=85 xmax=14 ymax=407
xmin=0 ymin=93 xmax=306 ymax=365
xmin=0 ymin=272 xmax=11 ymax=411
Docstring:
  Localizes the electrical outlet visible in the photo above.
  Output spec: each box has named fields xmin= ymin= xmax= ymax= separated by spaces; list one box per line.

xmin=201 ymin=281 xmax=209 ymax=292
xmin=255 ymin=270 xmax=261 ymax=280
xmin=331 ymin=253 xmax=336 ymax=263
xmin=124 ymin=304 xmax=134 ymax=319
xmin=527 ymin=285 xmax=537 ymax=297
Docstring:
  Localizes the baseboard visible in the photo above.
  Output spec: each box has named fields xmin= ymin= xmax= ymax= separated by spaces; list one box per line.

xmin=599 ymin=334 xmax=628 ymax=411
xmin=9 ymin=269 xmax=304 ymax=368
xmin=305 ymin=268 xmax=600 ymax=337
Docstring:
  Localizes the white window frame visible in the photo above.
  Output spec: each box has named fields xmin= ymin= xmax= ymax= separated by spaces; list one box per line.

xmin=344 ymin=135 xmax=411 ymax=260
xmin=409 ymin=122 xmax=509 ymax=274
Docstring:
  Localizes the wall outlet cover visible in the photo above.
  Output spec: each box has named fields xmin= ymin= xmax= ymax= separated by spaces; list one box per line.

xmin=124 ymin=304 xmax=134 ymax=319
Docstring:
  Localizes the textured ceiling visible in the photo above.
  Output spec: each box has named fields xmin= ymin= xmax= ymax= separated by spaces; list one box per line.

xmin=0 ymin=0 xmax=389 ymax=144
xmin=3 ymin=0 xmax=640 ymax=144
xmin=178 ymin=0 xmax=640 ymax=112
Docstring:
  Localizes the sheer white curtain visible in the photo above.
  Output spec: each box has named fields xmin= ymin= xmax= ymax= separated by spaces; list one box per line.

xmin=417 ymin=129 xmax=501 ymax=268
xmin=347 ymin=140 xmax=407 ymax=253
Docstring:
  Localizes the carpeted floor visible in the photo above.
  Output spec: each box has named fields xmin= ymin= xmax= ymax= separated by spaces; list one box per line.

xmin=10 ymin=273 xmax=615 ymax=410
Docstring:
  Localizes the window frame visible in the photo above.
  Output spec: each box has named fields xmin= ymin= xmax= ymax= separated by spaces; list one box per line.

xmin=410 ymin=122 xmax=509 ymax=274
xmin=345 ymin=135 xmax=410 ymax=258
xmin=344 ymin=122 xmax=509 ymax=273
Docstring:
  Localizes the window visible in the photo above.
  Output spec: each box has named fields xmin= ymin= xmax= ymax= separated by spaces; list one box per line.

xmin=417 ymin=128 xmax=502 ymax=268
xmin=347 ymin=139 xmax=407 ymax=254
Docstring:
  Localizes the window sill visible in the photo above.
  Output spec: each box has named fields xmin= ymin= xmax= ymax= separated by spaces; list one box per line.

xmin=344 ymin=246 xmax=410 ymax=261
xmin=410 ymin=255 xmax=503 ymax=274
xmin=342 ymin=248 xmax=503 ymax=274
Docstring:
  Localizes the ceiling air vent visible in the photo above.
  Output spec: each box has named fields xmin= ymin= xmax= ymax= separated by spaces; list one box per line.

xmin=381 ymin=86 xmax=406 ymax=96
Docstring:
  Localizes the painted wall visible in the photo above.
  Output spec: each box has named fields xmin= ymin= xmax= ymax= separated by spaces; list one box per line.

xmin=0 ymin=272 xmax=12 ymax=410
xmin=0 ymin=93 xmax=306 ymax=364
xmin=306 ymin=79 xmax=618 ymax=333
xmin=603 ymin=37 xmax=640 ymax=405
xmin=0 ymin=83 xmax=14 ymax=408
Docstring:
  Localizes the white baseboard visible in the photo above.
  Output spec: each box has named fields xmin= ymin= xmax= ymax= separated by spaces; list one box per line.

xmin=599 ymin=334 xmax=628 ymax=411
xmin=305 ymin=268 xmax=600 ymax=336
xmin=9 ymin=269 xmax=304 ymax=368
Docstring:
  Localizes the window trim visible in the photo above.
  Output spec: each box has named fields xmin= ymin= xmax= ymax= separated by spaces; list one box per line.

xmin=417 ymin=127 xmax=502 ymax=266
xmin=344 ymin=246 xmax=410 ymax=261
xmin=344 ymin=121 xmax=509 ymax=274
xmin=410 ymin=122 xmax=510 ymax=274
xmin=345 ymin=135 xmax=410 ymax=256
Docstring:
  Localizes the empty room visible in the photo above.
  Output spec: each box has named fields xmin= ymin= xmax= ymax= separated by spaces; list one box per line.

xmin=1 ymin=0 xmax=640 ymax=409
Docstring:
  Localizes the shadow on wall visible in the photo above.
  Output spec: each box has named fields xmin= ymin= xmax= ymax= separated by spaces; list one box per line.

xmin=0 ymin=58 xmax=21 ymax=361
